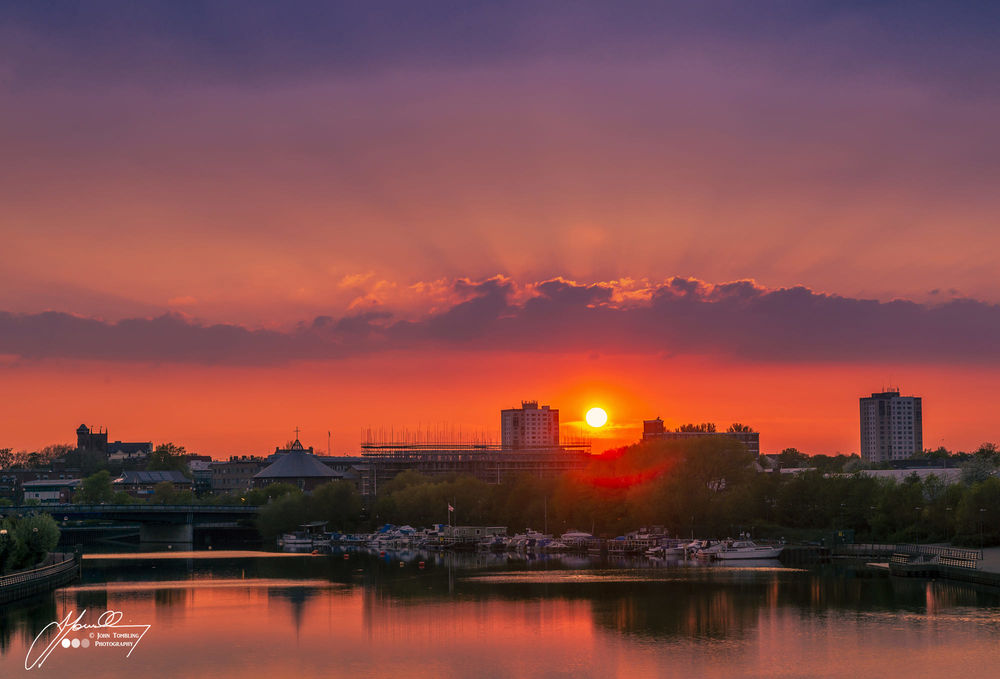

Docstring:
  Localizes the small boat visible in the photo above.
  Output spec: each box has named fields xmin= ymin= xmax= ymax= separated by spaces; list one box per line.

xmin=691 ymin=540 xmax=727 ymax=559
xmin=560 ymin=530 xmax=593 ymax=552
xmin=646 ymin=540 xmax=686 ymax=558
xmin=278 ymin=521 xmax=329 ymax=552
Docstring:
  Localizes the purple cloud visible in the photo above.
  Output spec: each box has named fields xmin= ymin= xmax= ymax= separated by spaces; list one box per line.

xmin=1 ymin=278 xmax=998 ymax=365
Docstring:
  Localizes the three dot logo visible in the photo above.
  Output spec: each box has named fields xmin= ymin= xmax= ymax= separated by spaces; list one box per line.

xmin=59 ymin=638 xmax=90 ymax=649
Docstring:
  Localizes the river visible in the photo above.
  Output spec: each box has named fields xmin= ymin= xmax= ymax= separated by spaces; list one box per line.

xmin=2 ymin=550 xmax=999 ymax=678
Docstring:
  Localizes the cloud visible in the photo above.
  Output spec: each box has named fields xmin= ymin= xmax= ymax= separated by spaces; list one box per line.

xmin=337 ymin=272 xmax=375 ymax=289
xmin=1 ymin=277 xmax=998 ymax=365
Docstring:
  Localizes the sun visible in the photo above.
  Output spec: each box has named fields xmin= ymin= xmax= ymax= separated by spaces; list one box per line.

xmin=585 ymin=407 xmax=608 ymax=428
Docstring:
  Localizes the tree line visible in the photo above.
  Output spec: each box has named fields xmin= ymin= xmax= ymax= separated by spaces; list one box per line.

xmin=253 ymin=436 xmax=1000 ymax=547
xmin=37 ymin=436 xmax=1000 ymax=548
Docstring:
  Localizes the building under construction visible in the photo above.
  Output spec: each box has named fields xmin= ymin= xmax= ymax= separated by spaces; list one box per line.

xmin=359 ymin=425 xmax=592 ymax=496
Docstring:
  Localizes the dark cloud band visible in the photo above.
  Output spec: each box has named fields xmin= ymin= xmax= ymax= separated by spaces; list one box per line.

xmin=1 ymin=277 xmax=996 ymax=364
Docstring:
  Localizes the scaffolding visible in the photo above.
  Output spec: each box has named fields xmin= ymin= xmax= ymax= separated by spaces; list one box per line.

xmin=357 ymin=426 xmax=592 ymax=495
xmin=360 ymin=426 xmax=590 ymax=455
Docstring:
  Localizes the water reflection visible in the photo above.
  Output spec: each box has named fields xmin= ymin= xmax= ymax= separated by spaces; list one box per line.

xmin=2 ymin=551 xmax=1000 ymax=678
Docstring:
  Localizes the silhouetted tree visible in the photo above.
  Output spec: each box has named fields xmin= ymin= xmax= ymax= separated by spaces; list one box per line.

xmin=675 ymin=423 xmax=716 ymax=433
xmin=74 ymin=470 xmax=114 ymax=504
xmin=245 ymin=482 xmax=298 ymax=506
xmin=777 ymin=448 xmax=810 ymax=468
xmin=146 ymin=443 xmax=189 ymax=473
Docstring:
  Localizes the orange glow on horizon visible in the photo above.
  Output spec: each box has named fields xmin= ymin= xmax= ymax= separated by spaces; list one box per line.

xmin=0 ymin=352 xmax=997 ymax=458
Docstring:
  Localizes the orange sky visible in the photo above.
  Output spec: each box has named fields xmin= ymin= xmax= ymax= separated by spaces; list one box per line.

xmin=2 ymin=352 xmax=996 ymax=457
xmin=1 ymin=3 xmax=998 ymax=457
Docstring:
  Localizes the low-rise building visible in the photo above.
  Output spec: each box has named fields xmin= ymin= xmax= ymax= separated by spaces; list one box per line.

xmin=187 ymin=460 xmax=214 ymax=496
xmin=0 ymin=473 xmax=18 ymax=503
xmin=855 ymin=468 xmax=962 ymax=484
xmin=641 ymin=417 xmax=760 ymax=456
xmin=107 ymin=441 xmax=153 ymax=464
xmin=114 ymin=470 xmax=193 ymax=499
xmin=0 ymin=468 xmax=83 ymax=503
xmin=211 ymin=455 xmax=266 ymax=495
xmin=21 ymin=478 xmax=81 ymax=504
xmin=441 ymin=525 xmax=507 ymax=540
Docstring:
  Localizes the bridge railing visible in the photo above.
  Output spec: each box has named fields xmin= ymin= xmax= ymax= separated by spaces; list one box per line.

xmin=4 ymin=504 xmax=258 ymax=514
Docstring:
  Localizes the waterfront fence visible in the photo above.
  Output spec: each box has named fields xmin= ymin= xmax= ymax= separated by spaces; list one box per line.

xmin=835 ymin=543 xmax=982 ymax=566
xmin=0 ymin=552 xmax=80 ymax=605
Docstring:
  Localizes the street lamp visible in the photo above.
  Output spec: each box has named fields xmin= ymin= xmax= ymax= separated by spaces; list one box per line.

xmin=868 ymin=506 xmax=877 ymax=545
xmin=980 ymin=508 xmax=987 ymax=555
xmin=914 ymin=506 xmax=922 ymax=548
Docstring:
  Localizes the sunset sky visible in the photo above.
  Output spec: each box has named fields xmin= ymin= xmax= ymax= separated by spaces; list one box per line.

xmin=2 ymin=1 xmax=999 ymax=456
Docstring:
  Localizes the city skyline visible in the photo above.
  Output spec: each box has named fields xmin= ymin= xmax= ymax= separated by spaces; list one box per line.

xmin=2 ymin=1 xmax=999 ymax=455
xmin=0 ymin=382 xmax=961 ymax=460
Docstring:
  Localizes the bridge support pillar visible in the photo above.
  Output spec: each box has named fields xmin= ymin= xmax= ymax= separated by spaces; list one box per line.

xmin=140 ymin=522 xmax=194 ymax=545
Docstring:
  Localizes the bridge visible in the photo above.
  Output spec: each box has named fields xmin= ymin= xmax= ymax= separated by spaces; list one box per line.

xmin=1 ymin=505 xmax=261 ymax=544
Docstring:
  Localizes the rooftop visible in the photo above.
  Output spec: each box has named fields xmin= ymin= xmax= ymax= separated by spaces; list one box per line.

xmin=115 ymin=470 xmax=191 ymax=485
xmin=255 ymin=448 xmax=340 ymax=479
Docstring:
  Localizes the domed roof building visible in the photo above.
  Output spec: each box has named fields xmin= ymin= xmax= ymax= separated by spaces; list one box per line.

xmin=253 ymin=438 xmax=341 ymax=491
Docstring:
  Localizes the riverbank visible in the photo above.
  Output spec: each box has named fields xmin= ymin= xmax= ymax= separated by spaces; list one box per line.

xmin=0 ymin=552 xmax=80 ymax=604
xmin=82 ymin=550 xmax=319 ymax=561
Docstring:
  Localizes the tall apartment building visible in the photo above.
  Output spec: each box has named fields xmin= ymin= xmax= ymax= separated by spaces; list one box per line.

xmin=501 ymin=401 xmax=559 ymax=449
xmin=860 ymin=390 xmax=923 ymax=463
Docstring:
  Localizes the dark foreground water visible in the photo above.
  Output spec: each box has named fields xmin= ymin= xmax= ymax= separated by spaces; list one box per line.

xmin=3 ymin=551 xmax=1000 ymax=678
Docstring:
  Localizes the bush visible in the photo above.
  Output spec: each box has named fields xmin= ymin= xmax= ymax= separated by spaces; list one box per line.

xmin=0 ymin=513 xmax=61 ymax=573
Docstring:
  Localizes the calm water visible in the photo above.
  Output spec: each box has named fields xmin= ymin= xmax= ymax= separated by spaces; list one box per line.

xmin=3 ymin=551 xmax=1000 ymax=678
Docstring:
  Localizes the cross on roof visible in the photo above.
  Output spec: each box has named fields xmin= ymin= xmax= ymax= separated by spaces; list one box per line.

xmin=294 ymin=426 xmax=301 ymax=440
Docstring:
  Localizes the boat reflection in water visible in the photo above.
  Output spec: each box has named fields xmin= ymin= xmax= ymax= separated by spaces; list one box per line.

xmin=1 ymin=549 xmax=999 ymax=678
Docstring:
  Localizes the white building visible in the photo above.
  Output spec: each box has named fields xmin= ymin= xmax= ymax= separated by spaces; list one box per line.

xmin=501 ymin=401 xmax=559 ymax=449
xmin=22 ymin=478 xmax=80 ymax=504
xmin=860 ymin=390 xmax=923 ymax=463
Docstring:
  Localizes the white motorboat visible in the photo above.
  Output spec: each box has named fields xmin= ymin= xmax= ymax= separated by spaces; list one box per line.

xmin=714 ymin=539 xmax=783 ymax=560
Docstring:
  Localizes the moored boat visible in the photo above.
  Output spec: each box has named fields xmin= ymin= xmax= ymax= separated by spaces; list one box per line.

xmin=278 ymin=521 xmax=329 ymax=552
xmin=714 ymin=539 xmax=783 ymax=560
